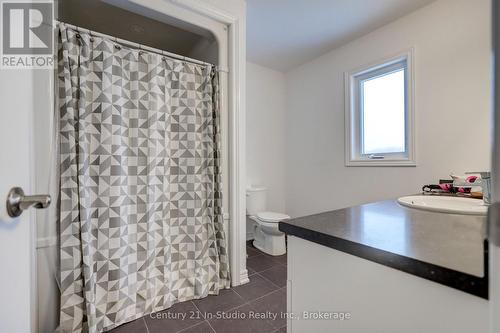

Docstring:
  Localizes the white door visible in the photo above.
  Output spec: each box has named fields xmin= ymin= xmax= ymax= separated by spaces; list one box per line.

xmin=0 ymin=69 xmax=38 ymax=332
xmin=492 ymin=2 xmax=500 ymax=332
xmin=0 ymin=66 xmax=53 ymax=331
xmin=0 ymin=1 xmax=56 ymax=331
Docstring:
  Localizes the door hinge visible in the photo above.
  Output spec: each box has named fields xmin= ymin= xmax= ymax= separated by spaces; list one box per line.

xmin=489 ymin=202 xmax=500 ymax=246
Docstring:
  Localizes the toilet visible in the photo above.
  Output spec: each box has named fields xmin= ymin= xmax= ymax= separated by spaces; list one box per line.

xmin=246 ymin=186 xmax=290 ymax=256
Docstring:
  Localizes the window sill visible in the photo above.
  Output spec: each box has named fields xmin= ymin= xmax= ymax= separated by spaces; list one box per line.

xmin=345 ymin=159 xmax=417 ymax=167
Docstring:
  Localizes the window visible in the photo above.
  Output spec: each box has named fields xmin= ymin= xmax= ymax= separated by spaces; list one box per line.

xmin=345 ymin=49 xmax=415 ymax=166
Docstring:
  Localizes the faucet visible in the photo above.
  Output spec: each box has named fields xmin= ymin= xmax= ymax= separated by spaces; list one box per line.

xmin=452 ymin=172 xmax=491 ymax=205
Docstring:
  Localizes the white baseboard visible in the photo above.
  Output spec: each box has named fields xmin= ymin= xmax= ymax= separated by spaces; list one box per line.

xmin=239 ymin=269 xmax=249 ymax=285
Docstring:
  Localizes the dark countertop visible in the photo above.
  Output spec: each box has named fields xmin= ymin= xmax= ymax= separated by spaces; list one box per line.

xmin=279 ymin=199 xmax=488 ymax=299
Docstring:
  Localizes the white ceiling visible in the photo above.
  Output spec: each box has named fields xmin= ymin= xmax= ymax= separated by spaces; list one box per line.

xmin=247 ymin=0 xmax=436 ymax=72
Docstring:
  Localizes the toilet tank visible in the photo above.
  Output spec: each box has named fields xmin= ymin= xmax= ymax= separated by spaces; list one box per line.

xmin=246 ymin=186 xmax=267 ymax=216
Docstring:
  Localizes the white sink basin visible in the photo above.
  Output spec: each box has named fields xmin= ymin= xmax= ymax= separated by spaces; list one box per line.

xmin=397 ymin=195 xmax=487 ymax=216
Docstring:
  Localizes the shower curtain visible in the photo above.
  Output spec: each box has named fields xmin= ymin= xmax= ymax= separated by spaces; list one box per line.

xmin=57 ymin=23 xmax=230 ymax=333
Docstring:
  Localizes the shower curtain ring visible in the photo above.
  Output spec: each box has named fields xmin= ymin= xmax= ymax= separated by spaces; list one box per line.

xmin=113 ymin=37 xmax=121 ymax=50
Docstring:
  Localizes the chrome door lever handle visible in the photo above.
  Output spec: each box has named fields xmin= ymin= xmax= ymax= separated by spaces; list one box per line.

xmin=6 ymin=187 xmax=51 ymax=218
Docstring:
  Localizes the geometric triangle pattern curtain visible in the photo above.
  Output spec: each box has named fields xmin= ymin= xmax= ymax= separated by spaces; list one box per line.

xmin=57 ymin=23 xmax=230 ymax=333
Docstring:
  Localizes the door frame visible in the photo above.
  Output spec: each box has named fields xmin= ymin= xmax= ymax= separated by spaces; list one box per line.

xmin=36 ymin=1 xmax=247 ymax=330
xmin=34 ymin=0 xmax=247 ymax=329
xmin=491 ymin=0 xmax=500 ymax=331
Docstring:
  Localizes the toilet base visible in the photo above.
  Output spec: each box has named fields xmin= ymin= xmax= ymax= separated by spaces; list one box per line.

xmin=253 ymin=231 xmax=286 ymax=256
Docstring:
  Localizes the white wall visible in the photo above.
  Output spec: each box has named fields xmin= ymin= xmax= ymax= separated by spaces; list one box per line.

xmin=246 ymin=62 xmax=287 ymax=213
xmin=284 ymin=0 xmax=492 ymax=218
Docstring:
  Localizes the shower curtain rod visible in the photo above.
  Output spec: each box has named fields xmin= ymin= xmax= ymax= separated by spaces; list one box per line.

xmin=56 ymin=20 xmax=216 ymax=68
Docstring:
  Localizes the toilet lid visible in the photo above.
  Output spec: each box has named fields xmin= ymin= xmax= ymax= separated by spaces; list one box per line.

xmin=256 ymin=211 xmax=290 ymax=222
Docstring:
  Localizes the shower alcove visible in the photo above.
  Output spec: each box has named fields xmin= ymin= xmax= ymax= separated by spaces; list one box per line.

xmin=35 ymin=1 xmax=246 ymax=331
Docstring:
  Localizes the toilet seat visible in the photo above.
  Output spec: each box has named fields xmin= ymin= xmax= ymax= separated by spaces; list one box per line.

xmin=250 ymin=217 xmax=279 ymax=229
xmin=255 ymin=211 xmax=290 ymax=223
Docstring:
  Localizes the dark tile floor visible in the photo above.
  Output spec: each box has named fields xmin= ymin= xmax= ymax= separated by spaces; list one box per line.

xmin=109 ymin=241 xmax=287 ymax=333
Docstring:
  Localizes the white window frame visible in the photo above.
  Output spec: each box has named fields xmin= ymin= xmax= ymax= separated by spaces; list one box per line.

xmin=345 ymin=48 xmax=416 ymax=167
